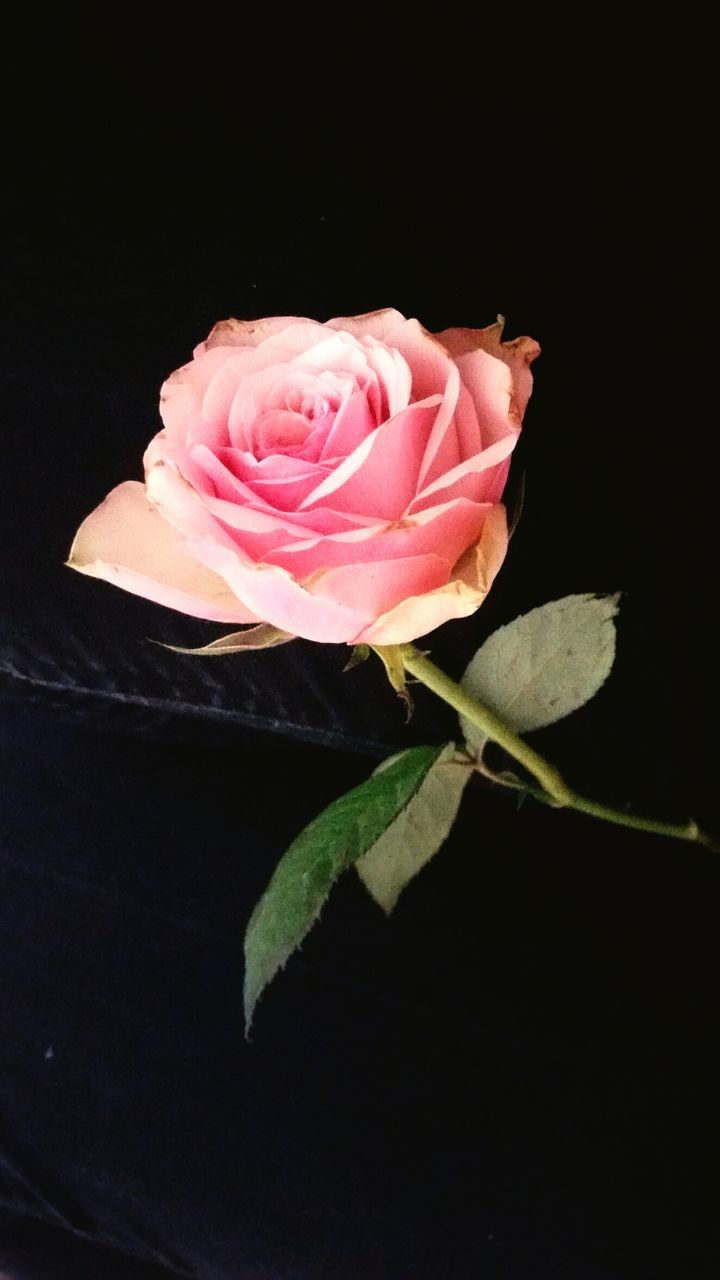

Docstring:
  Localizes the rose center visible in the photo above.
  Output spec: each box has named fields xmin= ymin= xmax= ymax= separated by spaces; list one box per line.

xmin=284 ymin=388 xmax=328 ymax=421
xmin=253 ymin=409 xmax=314 ymax=458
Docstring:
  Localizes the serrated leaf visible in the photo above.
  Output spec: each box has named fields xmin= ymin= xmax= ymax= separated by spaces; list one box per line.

xmin=355 ymin=744 xmax=472 ymax=913
xmin=155 ymin=622 xmax=295 ymax=655
xmin=243 ymin=744 xmax=444 ymax=1033
xmin=460 ymin=593 xmax=620 ymax=755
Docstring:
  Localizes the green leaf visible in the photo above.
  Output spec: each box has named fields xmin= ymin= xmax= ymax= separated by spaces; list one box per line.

xmin=355 ymin=744 xmax=472 ymax=913
xmin=460 ymin=592 xmax=620 ymax=755
xmin=154 ymin=623 xmax=295 ymax=655
xmin=243 ymin=744 xmax=444 ymax=1033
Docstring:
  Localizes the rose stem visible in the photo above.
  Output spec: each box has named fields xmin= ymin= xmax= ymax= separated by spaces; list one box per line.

xmin=399 ymin=644 xmax=717 ymax=852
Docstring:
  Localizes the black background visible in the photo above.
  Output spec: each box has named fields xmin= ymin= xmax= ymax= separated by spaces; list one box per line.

xmin=2 ymin=8 xmax=720 ymax=1279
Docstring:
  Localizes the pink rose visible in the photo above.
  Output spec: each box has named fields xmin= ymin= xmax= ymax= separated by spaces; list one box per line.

xmin=68 ymin=309 xmax=539 ymax=645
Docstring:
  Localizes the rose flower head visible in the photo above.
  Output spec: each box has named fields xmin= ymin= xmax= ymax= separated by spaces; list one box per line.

xmin=68 ymin=309 xmax=539 ymax=644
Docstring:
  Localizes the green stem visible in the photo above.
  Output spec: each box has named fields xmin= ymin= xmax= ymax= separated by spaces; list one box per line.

xmin=400 ymin=644 xmax=574 ymax=806
xmin=400 ymin=644 xmax=716 ymax=852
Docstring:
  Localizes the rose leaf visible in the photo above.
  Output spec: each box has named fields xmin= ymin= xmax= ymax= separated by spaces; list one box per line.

xmin=355 ymin=744 xmax=473 ymax=913
xmin=460 ymin=592 xmax=621 ymax=756
xmin=243 ymin=744 xmax=445 ymax=1034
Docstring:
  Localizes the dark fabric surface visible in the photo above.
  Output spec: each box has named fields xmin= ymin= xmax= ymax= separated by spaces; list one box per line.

xmin=2 ymin=701 xmax=720 ymax=1280
xmin=2 ymin=9 xmax=719 ymax=1278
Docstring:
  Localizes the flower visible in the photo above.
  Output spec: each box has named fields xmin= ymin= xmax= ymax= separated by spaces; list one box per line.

xmin=68 ymin=310 xmax=539 ymax=644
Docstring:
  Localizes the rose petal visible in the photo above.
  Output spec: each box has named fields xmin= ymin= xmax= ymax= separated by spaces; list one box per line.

xmin=452 ymin=349 xmax=520 ymax=449
xmin=326 ymin=308 xmax=407 ymax=342
xmin=225 ymin=452 xmax=328 ymax=510
xmin=192 ymin=492 xmax=316 ymax=560
xmin=354 ymin=504 xmax=509 ymax=645
xmin=200 ymin=315 xmax=321 ymax=353
xmin=307 ymin=553 xmax=450 ymax=619
xmin=387 ymin=318 xmax=457 ymax=399
xmin=201 ymin=354 xmax=257 ymax=444
xmin=225 ymin=363 xmax=336 ymax=447
xmin=378 ymin=318 xmax=462 ymax=488
xmin=141 ymin=465 xmax=374 ymax=640
xmin=290 ymin=332 xmax=376 ymax=381
xmin=184 ymin=536 xmax=370 ymax=643
xmin=299 ymin=398 xmax=442 ymax=518
xmin=437 ymin=320 xmax=541 ymax=420
xmin=360 ymin=338 xmax=413 ymax=419
xmin=66 ymin=481 xmax=259 ymax=623
xmin=319 ymin=388 xmax=376 ymax=460
xmin=453 ymin=383 xmax=483 ymax=457
xmin=453 ymin=503 xmax=509 ymax=592
xmin=159 ymin=345 xmax=237 ymax=449
xmin=265 ymin=498 xmax=491 ymax=576
xmin=409 ymin=434 xmax=519 ymax=512
xmin=416 ymin=360 xmax=460 ymax=489
xmin=258 ymin=324 xmax=360 ymax=368
xmin=190 ymin=445 xmax=379 ymax=534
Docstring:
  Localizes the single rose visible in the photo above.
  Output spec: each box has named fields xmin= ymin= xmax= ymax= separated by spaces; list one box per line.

xmin=68 ymin=309 xmax=539 ymax=644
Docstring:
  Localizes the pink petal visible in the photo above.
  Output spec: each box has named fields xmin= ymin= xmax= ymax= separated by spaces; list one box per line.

xmin=378 ymin=318 xmax=463 ymax=489
xmin=453 ymin=384 xmax=483 ymax=458
xmin=360 ymin=339 xmax=413 ymax=418
xmin=201 ymin=354 xmax=257 ymax=445
xmin=159 ymin=345 xmax=237 ymax=448
xmin=199 ymin=315 xmax=321 ymax=353
xmin=299 ymin=398 xmax=442 ymax=519
xmin=325 ymin=308 xmax=407 ymax=342
xmin=388 ymin=318 xmax=457 ymax=399
xmin=190 ymin=443 xmax=277 ymax=509
xmin=145 ymin=457 xmax=244 ymax=551
xmin=226 ymin=363 xmax=314 ymax=445
xmin=223 ymin=452 xmax=328 ymax=510
xmin=190 ymin=446 xmax=379 ymax=534
xmin=148 ymin=452 xmax=307 ymax=560
xmin=415 ymin=360 xmax=461 ymax=490
xmin=66 ymin=481 xmax=259 ymax=623
xmin=355 ymin=504 xmax=509 ymax=645
xmin=307 ymin=554 xmax=450 ymax=620
xmin=184 ymin=536 xmax=370 ymax=643
xmin=319 ymin=388 xmax=376 ymax=460
xmin=190 ymin=492 xmax=315 ymax=561
xmin=290 ymin=332 xmax=375 ymax=380
xmin=265 ymin=498 xmax=491 ymax=577
xmin=453 ymin=349 xmax=519 ymax=449
xmin=453 ymin=502 xmax=509 ymax=592
xmin=409 ymin=435 xmax=519 ymax=512
xmin=252 ymin=322 xmax=349 ymax=365
xmin=437 ymin=319 xmax=541 ymax=420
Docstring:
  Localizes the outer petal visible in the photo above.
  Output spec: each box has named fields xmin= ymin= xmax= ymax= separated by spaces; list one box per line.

xmin=409 ymin=434 xmax=518 ymax=512
xmin=199 ymin=315 xmax=319 ymax=353
xmin=306 ymin=552 xmax=451 ymax=619
xmin=325 ymin=308 xmax=407 ymax=342
xmin=436 ymin=319 xmax=541 ymax=420
xmin=354 ymin=504 xmax=508 ymax=645
xmin=183 ymin=537 xmax=371 ymax=643
xmin=159 ymin=345 xmax=236 ymax=449
xmin=142 ymin=463 xmax=374 ymax=642
xmin=382 ymin=318 xmax=463 ymax=488
xmin=264 ymin=498 xmax=491 ymax=577
xmin=66 ymin=481 xmax=259 ymax=623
